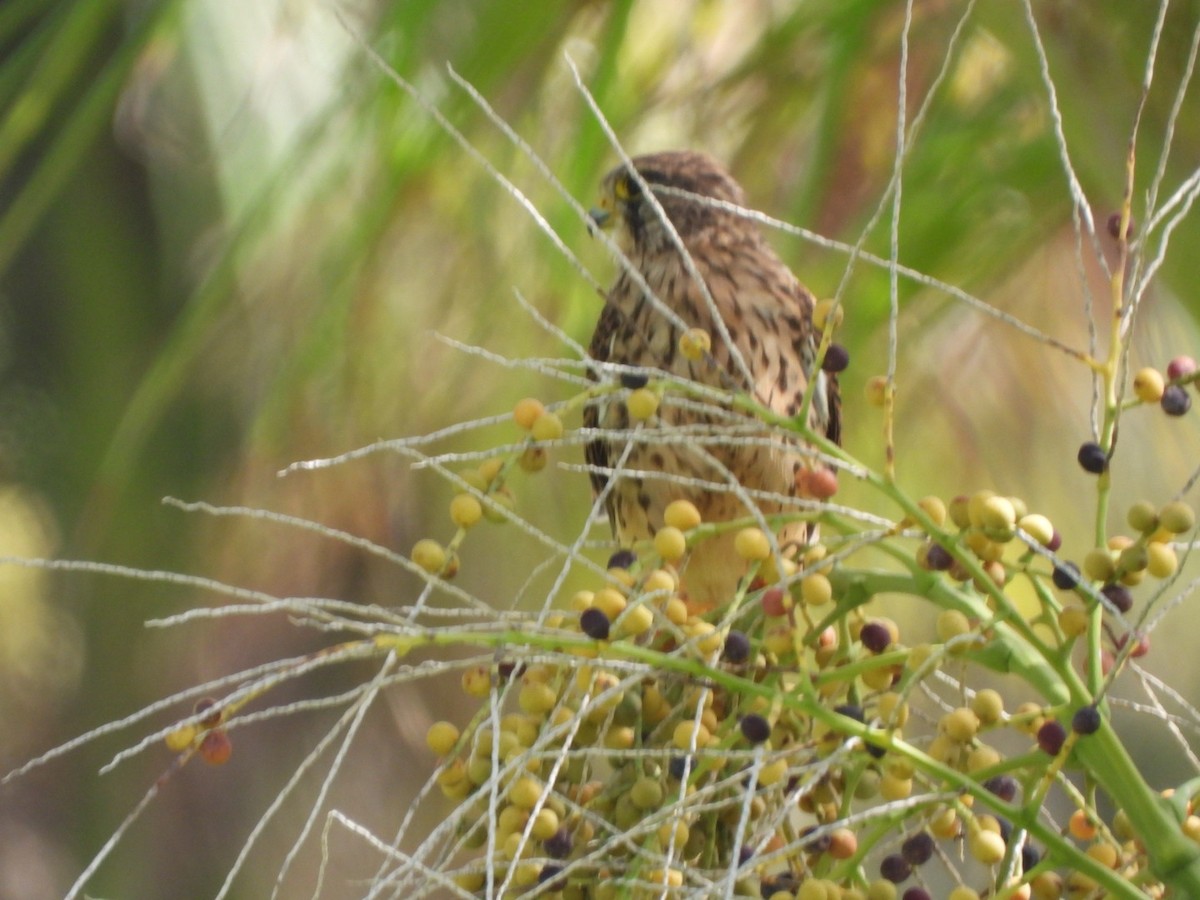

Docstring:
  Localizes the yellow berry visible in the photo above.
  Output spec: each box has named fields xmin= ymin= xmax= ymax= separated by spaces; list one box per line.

xmin=979 ymin=495 xmax=1016 ymax=539
xmin=679 ymin=328 xmax=712 ymax=360
xmin=619 ymin=602 xmax=654 ymax=637
xmin=411 ymin=538 xmax=447 ymax=573
xmin=672 ymin=720 xmax=711 ymax=750
xmin=865 ymin=375 xmax=888 ymax=407
xmin=461 ymin=665 xmax=492 ymax=698
xmin=654 ymin=526 xmax=688 ymax=561
xmin=966 ymin=744 xmax=1001 ymax=772
xmin=918 ymin=495 xmax=947 ymax=526
xmin=1160 ymin=500 xmax=1196 ymax=534
xmin=426 ymin=720 xmax=460 ymax=755
xmin=1019 ymin=513 xmax=1055 ymax=546
xmin=879 ymin=771 xmax=912 ymax=801
xmin=508 ymin=776 xmax=544 ymax=809
xmin=518 ymin=682 xmax=558 ymax=716
xmin=971 ymin=688 xmax=1005 ymax=724
xmin=813 ymin=298 xmax=844 ymax=331
xmin=757 ymin=757 xmax=789 ymax=786
xmin=663 ymin=596 xmax=689 ymax=625
xmin=942 ymin=707 xmax=981 ymax=742
xmin=513 ymin=397 xmax=546 ymax=430
xmin=664 ymin=499 xmax=702 ymax=530
xmin=645 ymin=869 xmax=683 ymax=888
xmin=482 ymin=488 xmax=515 ymax=523
xmin=1147 ymin=541 xmax=1178 ymax=578
xmin=1127 ymin=500 xmax=1159 ymax=533
xmin=593 ymin=587 xmax=627 ymax=619
xmin=949 ymin=888 xmax=981 ymax=900
xmin=1133 ymin=367 xmax=1165 ymax=403
xmin=1083 ymin=548 xmax=1116 ymax=582
xmin=164 ymin=724 xmax=196 ymax=752
xmin=801 ymin=572 xmax=833 ymax=606
xmin=936 ymin=608 xmax=972 ymax=643
xmin=477 ymin=457 xmax=504 ymax=485
xmin=449 ymin=493 xmax=483 ymax=528
xmin=625 ymin=387 xmax=659 ymax=420
xmin=530 ymin=411 xmax=564 ymax=442
xmin=1058 ymin=605 xmax=1089 ymax=638
xmin=734 ymin=527 xmax=772 ymax=561
xmin=643 ymin=568 xmax=677 ymax=594
xmin=658 ymin=819 xmax=689 ymax=848
xmin=969 ymin=829 xmax=1006 ymax=865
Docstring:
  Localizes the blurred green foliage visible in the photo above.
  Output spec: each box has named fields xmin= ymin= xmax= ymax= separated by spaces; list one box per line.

xmin=1 ymin=0 xmax=1199 ymax=895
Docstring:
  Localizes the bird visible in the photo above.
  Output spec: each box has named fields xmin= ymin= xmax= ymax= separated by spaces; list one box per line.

xmin=583 ymin=150 xmax=841 ymax=611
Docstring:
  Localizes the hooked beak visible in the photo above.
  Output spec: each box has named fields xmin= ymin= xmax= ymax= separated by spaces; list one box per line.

xmin=587 ymin=207 xmax=611 ymax=237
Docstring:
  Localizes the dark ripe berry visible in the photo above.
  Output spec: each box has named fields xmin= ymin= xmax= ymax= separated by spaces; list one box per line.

xmin=1107 ymin=212 xmax=1134 ymax=239
xmin=1072 ymin=705 xmax=1102 ymax=735
xmin=1052 ymin=561 xmax=1081 ymax=590
xmin=902 ymin=889 xmax=932 ymax=900
xmin=823 ymin=343 xmax=850 ymax=373
xmin=1162 ymin=384 xmax=1192 ymax=416
xmin=760 ymin=874 xmax=798 ymax=897
xmin=1167 ymin=355 xmax=1198 ymax=381
xmin=1077 ymin=441 xmax=1108 ymax=474
xmin=1046 ymin=529 xmax=1063 ymax=552
xmin=1037 ymin=720 xmax=1068 ymax=755
xmin=723 ymin=630 xmax=751 ymax=664
xmin=607 ymin=549 xmax=637 ymax=570
xmin=800 ymin=825 xmax=832 ymax=853
xmin=1021 ymin=843 xmax=1042 ymax=871
xmin=538 ymin=864 xmax=564 ymax=886
xmin=996 ymin=817 xmax=1013 ymax=843
xmin=738 ymin=845 xmax=754 ymax=866
xmin=194 ymin=698 xmax=223 ymax=729
xmin=880 ymin=853 xmax=912 ymax=883
xmin=580 ymin=607 xmax=611 ymax=640
xmin=860 ymin=621 xmax=893 ymax=653
xmin=543 ymin=828 xmax=573 ymax=859
xmin=740 ymin=713 xmax=772 ymax=744
xmin=497 ymin=661 xmax=523 ymax=681
xmin=925 ymin=543 xmax=953 ymax=571
xmin=900 ymin=831 xmax=935 ymax=866
xmin=619 ymin=371 xmax=650 ymax=389
xmin=668 ymin=756 xmax=692 ymax=780
xmin=984 ymin=774 xmax=1019 ymax=803
xmin=834 ymin=704 xmax=865 ymax=723
xmin=1101 ymin=583 xmax=1133 ymax=614
xmin=866 ymin=742 xmax=887 ymax=759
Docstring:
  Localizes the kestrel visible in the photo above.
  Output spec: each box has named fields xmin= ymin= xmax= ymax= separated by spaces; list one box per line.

xmin=584 ymin=150 xmax=840 ymax=609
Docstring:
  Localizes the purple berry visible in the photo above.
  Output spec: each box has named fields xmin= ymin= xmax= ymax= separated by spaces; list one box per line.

xmin=580 ymin=608 xmax=610 ymax=640
xmin=1072 ymin=705 xmax=1102 ymax=735
xmin=1077 ymin=442 xmax=1108 ymax=474
xmin=1162 ymin=384 xmax=1192 ymax=416
xmin=740 ymin=714 xmax=771 ymax=744
xmin=1037 ymin=720 xmax=1068 ymax=755
xmin=822 ymin=343 xmax=850 ymax=373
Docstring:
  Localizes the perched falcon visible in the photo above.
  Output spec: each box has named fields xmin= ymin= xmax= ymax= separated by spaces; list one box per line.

xmin=584 ymin=150 xmax=840 ymax=609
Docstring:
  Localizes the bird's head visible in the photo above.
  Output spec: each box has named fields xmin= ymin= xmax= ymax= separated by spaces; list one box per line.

xmin=589 ymin=151 xmax=747 ymax=255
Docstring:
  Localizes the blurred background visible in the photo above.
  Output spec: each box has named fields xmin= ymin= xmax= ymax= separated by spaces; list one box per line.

xmin=3 ymin=0 xmax=1200 ymax=896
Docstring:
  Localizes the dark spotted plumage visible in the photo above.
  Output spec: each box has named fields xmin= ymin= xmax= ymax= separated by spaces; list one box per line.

xmin=584 ymin=151 xmax=840 ymax=608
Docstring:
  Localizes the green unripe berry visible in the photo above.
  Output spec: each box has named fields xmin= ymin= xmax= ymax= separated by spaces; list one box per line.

xmin=529 ymin=411 xmax=564 ymax=442
xmin=625 ymin=388 xmax=659 ymax=420
xmin=411 ymin=538 xmax=447 ymax=573
xmin=630 ymin=776 xmax=664 ymax=810
xmin=1083 ymin=548 xmax=1116 ymax=582
xmin=971 ymin=688 xmax=1005 ymax=724
xmin=1127 ymin=500 xmax=1159 ymax=533
xmin=1160 ymin=500 xmax=1196 ymax=534
xmin=1018 ymin=513 xmax=1055 ymax=546
xmin=449 ymin=493 xmax=483 ymax=528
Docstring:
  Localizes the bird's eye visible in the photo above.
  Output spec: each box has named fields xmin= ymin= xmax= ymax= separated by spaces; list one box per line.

xmin=613 ymin=174 xmax=641 ymax=202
